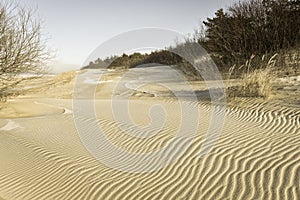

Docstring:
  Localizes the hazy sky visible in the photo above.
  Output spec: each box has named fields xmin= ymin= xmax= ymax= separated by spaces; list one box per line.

xmin=19 ymin=0 xmax=238 ymax=72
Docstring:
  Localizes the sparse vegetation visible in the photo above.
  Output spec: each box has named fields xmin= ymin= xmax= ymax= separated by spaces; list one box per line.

xmin=82 ymin=50 xmax=200 ymax=79
xmin=227 ymin=54 xmax=278 ymax=98
xmin=83 ymin=51 xmax=183 ymax=70
xmin=199 ymin=0 xmax=300 ymax=98
xmin=84 ymin=0 xmax=299 ymax=99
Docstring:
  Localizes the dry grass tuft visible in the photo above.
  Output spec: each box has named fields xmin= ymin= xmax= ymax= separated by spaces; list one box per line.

xmin=227 ymin=54 xmax=278 ymax=98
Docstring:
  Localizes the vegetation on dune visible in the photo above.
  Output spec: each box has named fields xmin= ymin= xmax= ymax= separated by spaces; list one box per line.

xmin=227 ymin=54 xmax=278 ymax=98
xmin=203 ymin=0 xmax=300 ymax=98
xmin=83 ymin=51 xmax=185 ymax=70
xmin=85 ymin=0 xmax=299 ymax=72
xmin=108 ymin=51 xmax=184 ymax=69
xmin=84 ymin=0 xmax=299 ymax=98
xmin=0 ymin=0 xmax=297 ymax=100
xmin=82 ymin=50 xmax=201 ymax=79
xmin=201 ymin=0 xmax=300 ymax=69
xmin=84 ymin=0 xmax=300 ymax=98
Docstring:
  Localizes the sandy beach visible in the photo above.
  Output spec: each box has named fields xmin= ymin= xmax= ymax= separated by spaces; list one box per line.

xmin=0 ymin=66 xmax=299 ymax=199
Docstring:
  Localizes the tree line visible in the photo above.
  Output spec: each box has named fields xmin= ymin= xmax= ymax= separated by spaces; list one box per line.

xmin=85 ymin=0 xmax=300 ymax=72
xmin=201 ymin=0 xmax=300 ymax=68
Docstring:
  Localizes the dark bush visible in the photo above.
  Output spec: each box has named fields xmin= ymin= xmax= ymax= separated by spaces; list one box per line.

xmin=201 ymin=0 xmax=300 ymax=69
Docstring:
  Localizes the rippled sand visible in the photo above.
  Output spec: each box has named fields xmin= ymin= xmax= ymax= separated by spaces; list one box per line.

xmin=0 ymin=67 xmax=299 ymax=200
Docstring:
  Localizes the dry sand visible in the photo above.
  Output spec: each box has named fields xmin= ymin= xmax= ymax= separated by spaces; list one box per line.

xmin=0 ymin=67 xmax=299 ymax=199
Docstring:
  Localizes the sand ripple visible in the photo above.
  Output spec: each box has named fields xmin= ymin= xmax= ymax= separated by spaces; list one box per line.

xmin=0 ymin=99 xmax=299 ymax=199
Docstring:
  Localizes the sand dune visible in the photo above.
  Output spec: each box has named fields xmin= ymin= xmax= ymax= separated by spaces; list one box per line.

xmin=0 ymin=68 xmax=299 ymax=199
xmin=0 ymin=100 xmax=65 ymax=119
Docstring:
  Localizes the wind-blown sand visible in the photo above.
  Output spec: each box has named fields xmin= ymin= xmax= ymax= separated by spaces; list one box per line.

xmin=0 ymin=67 xmax=299 ymax=199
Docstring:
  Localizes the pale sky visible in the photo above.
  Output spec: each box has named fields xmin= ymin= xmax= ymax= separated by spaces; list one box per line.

xmin=19 ymin=0 xmax=238 ymax=72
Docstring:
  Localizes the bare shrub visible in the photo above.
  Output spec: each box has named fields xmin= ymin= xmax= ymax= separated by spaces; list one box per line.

xmin=0 ymin=2 xmax=50 ymax=101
